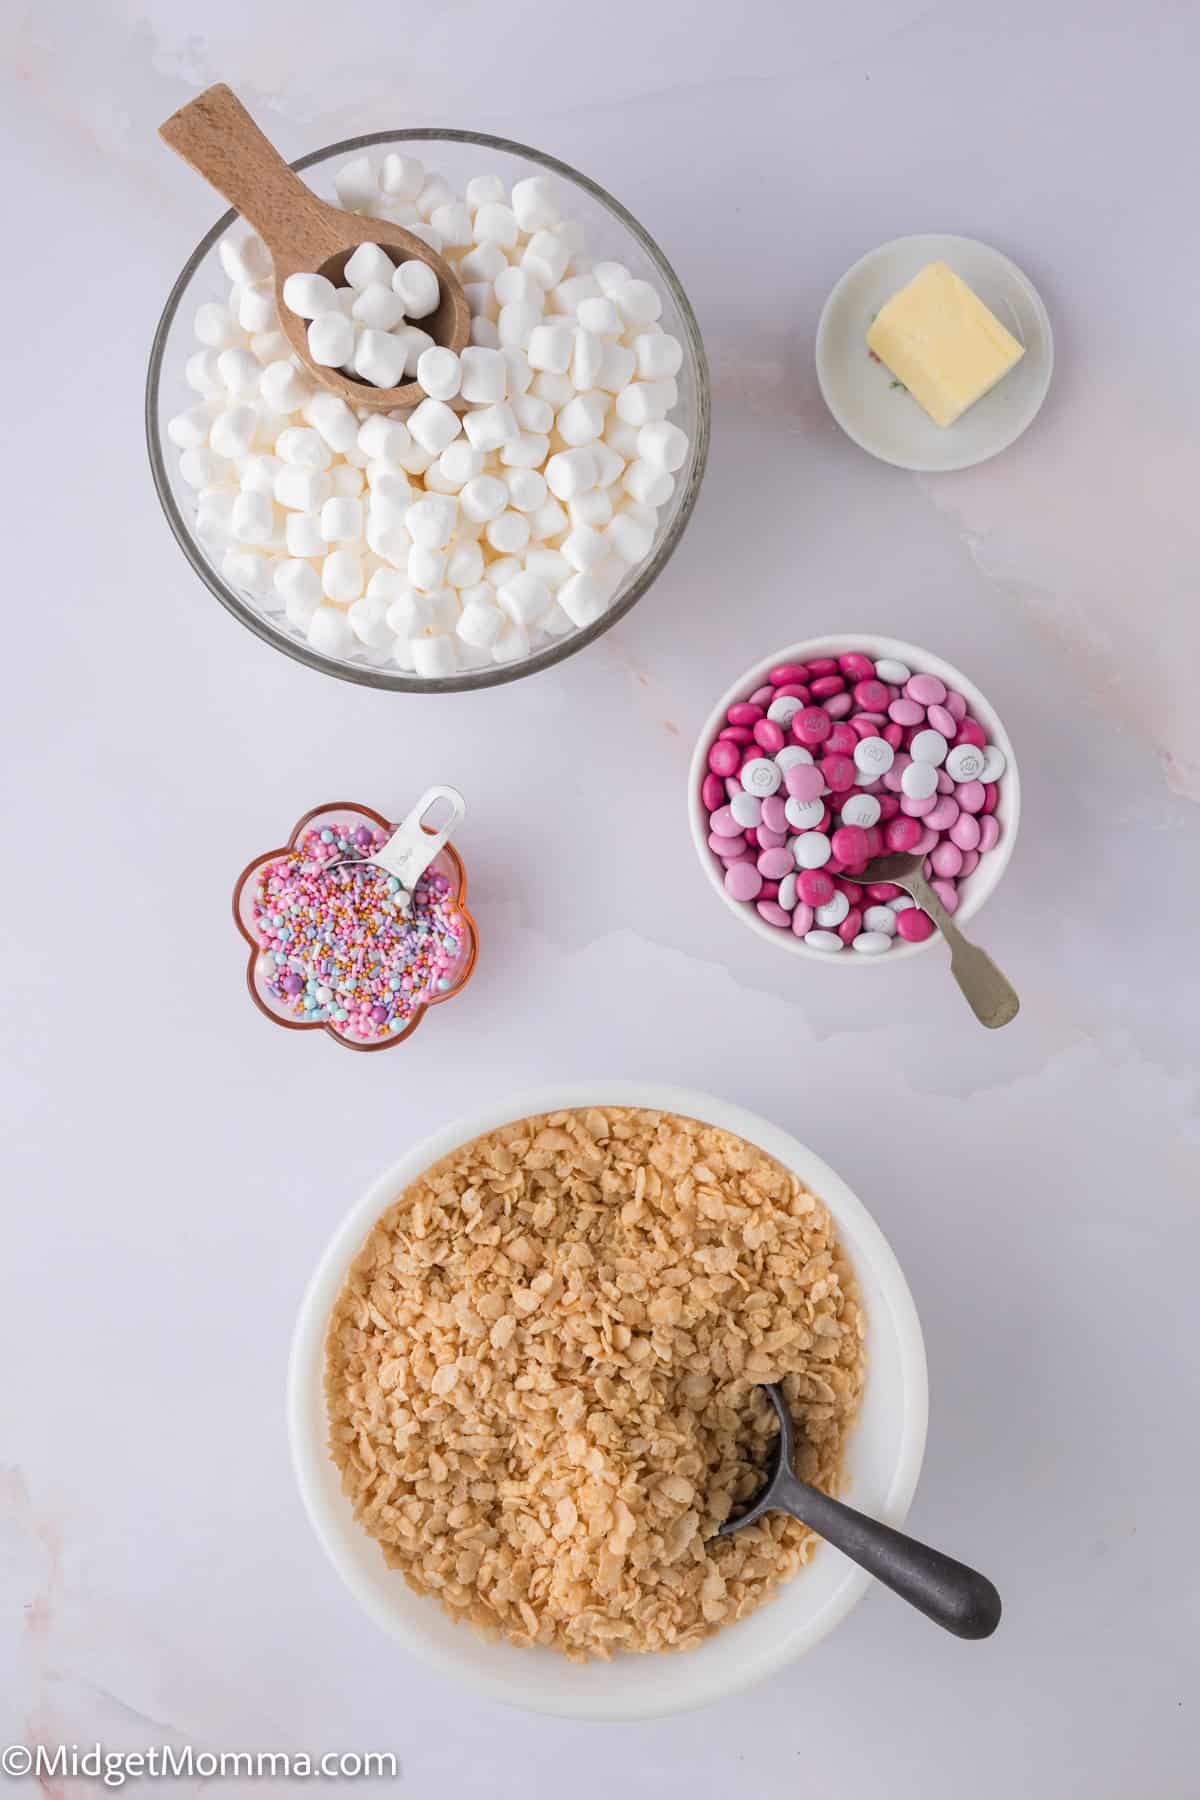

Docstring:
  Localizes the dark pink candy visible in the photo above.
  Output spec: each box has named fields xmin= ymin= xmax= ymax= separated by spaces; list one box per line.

xmin=719 ymin=725 xmax=753 ymax=744
xmin=807 ymin=657 xmax=839 ymax=677
xmin=769 ymin=663 xmax=810 ymax=685
xmin=794 ymin=707 xmax=832 ymax=745
xmin=727 ymin=703 xmax=764 ymax=726
xmin=821 ymin=754 xmax=857 ymax=793
xmin=883 ymin=723 xmax=904 ymax=749
xmin=837 ymin=908 xmax=863 ymax=945
xmin=839 ymin=652 xmax=875 ymax=680
xmin=708 ymin=741 xmax=740 ymax=776
xmin=826 ymin=723 xmax=858 ymax=756
xmin=798 ymin=869 xmax=834 ymax=907
xmin=791 ymin=903 xmax=816 ymax=936
xmin=701 ymin=773 xmax=724 ymax=811
xmin=853 ymin=680 xmax=890 ymax=711
xmin=832 ymin=824 xmax=869 ymax=863
xmin=749 ymin=684 xmax=775 ymax=707
xmin=896 ymin=907 xmax=935 ymax=942
xmin=982 ymin=784 xmax=999 ymax=815
xmin=754 ymin=719 xmax=786 ymax=753
xmin=885 ymin=817 xmax=921 ymax=852
xmin=810 ymin=674 xmax=845 ymax=698
xmin=773 ymin=683 xmax=811 ymax=703
xmin=955 ymin=717 xmax=986 ymax=749
xmin=867 ymin=882 xmax=902 ymax=901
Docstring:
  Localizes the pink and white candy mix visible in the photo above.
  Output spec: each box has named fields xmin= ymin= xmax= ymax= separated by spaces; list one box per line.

xmin=699 ymin=651 xmax=1006 ymax=954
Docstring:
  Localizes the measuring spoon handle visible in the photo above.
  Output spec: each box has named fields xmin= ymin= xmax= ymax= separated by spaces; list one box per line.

xmin=905 ymin=866 xmax=1019 ymax=1029
xmin=159 ymin=83 xmax=329 ymax=254
xmin=776 ymin=1471 xmax=1002 ymax=1639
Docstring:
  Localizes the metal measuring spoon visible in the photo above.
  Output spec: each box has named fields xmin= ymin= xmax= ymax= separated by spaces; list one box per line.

xmin=716 ymin=1384 xmax=1002 ymax=1640
xmin=323 ymin=787 xmax=466 ymax=914
xmin=843 ymin=851 xmax=1020 ymax=1029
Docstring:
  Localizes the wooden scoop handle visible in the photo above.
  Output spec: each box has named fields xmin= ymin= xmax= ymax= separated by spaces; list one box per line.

xmin=159 ymin=83 xmax=333 ymax=263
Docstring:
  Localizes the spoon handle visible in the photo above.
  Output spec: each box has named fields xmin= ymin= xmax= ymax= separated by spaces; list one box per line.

xmin=904 ymin=866 xmax=1019 ymax=1029
xmin=160 ymin=84 xmax=331 ymax=259
xmin=776 ymin=1472 xmax=1002 ymax=1639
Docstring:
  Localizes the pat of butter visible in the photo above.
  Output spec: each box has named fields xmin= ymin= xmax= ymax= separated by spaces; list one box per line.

xmin=867 ymin=262 xmax=1025 ymax=428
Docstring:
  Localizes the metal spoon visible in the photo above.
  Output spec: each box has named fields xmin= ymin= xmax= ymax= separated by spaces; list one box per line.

xmin=159 ymin=84 xmax=470 ymax=413
xmin=843 ymin=851 xmax=1020 ymax=1029
xmin=716 ymin=1384 xmax=1002 ymax=1640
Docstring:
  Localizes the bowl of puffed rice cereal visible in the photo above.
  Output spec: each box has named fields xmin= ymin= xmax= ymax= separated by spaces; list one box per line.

xmin=288 ymin=1084 xmax=927 ymax=1717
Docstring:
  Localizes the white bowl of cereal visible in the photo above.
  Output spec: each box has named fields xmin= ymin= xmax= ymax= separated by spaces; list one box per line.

xmin=287 ymin=1084 xmax=927 ymax=1718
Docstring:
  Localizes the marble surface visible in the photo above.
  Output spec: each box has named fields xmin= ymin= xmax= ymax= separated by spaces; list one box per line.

xmin=4 ymin=1 xmax=1198 ymax=1792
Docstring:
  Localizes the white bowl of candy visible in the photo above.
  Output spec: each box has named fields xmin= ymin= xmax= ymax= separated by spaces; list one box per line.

xmin=148 ymin=129 xmax=709 ymax=691
xmin=688 ymin=636 xmax=1020 ymax=962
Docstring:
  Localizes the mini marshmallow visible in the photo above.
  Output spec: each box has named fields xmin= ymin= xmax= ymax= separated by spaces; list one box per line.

xmin=308 ymin=312 xmax=355 ymax=368
xmin=456 ymin=594 xmax=505 ymax=648
xmin=526 ymin=322 xmax=573 ymax=374
xmin=529 ymin=497 xmax=569 ymax=540
xmin=463 ymin=402 xmax=519 ymax=452
xmin=259 ymin=359 xmax=312 ymax=413
xmin=498 ymin=432 xmax=550 ymax=469
xmin=334 ymin=155 xmax=378 ymax=210
xmin=490 ymin=619 xmax=531 ymax=664
xmin=503 ymin=349 xmax=533 ymax=396
xmin=473 ymin=202 xmax=519 ymax=248
xmin=606 ymin=511 xmax=655 ymax=563
xmin=568 ymin=488 xmax=613 ymax=529
xmin=596 ymin=342 xmax=638 ymax=394
xmin=185 ymin=349 xmax=224 ymax=397
xmin=513 ymin=392 xmax=553 ymax=434
xmin=405 ymin=222 xmax=444 ymax=254
xmin=406 ymin=495 xmax=458 ymax=548
xmin=274 ymin=557 xmax=322 ymax=612
xmin=282 ymin=272 xmax=337 ymax=319
xmin=634 ymin=331 xmax=683 ymax=379
xmin=307 ymin=605 xmax=356 ymax=658
xmin=525 ymin=546 xmax=572 ymax=589
xmin=250 ymin=328 xmax=291 ymax=365
xmin=351 ymin=282 xmax=407 ymax=330
xmin=551 ymin=274 xmax=602 ymax=314
xmin=320 ymin=495 xmax=364 ymax=542
xmin=521 ymin=229 xmax=570 ymax=289
xmin=494 ymin=267 xmax=545 ymax=311
xmin=179 ymin=447 xmax=229 ymax=489
xmin=276 ymin=426 xmax=332 ymax=470
xmin=329 ymin=464 xmax=364 ymax=498
xmin=285 ymin=511 xmax=327 ymax=558
xmin=504 ymin=468 xmax=548 ymax=512
xmin=275 ymin=465 xmax=332 ymax=512
xmin=219 ymin=229 xmax=272 ymax=286
xmin=407 ymin=397 xmax=462 ymax=455
xmin=396 ymin=326 xmax=434 ymax=376
xmin=331 ymin=285 xmax=357 ymax=315
xmin=623 ymin=459 xmax=674 ymax=507
xmin=431 ymin=201 xmax=474 ymax=247
xmin=463 ymin=280 xmax=498 ymax=321
xmin=458 ymin=242 xmax=509 ymax=283
xmin=469 ymin=316 xmax=501 ymax=348
xmin=485 ymin=510 xmax=531 ymax=555
xmin=576 ymin=296 xmax=623 ymax=336
xmin=417 ymin=176 xmax=455 ymax=220
xmin=557 ymin=571 xmax=609 ymax=629
xmin=347 ymin=593 xmax=394 ymax=649
xmin=557 ymin=392 xmax=608 ymax=446
xmin=167 ymin=405 xmax=214 ymax=450
xmin=459 ymin=475 xmax=508 ymax=522
xmin=466 ymin=172 xmax=507 ymax=209
xmin=209 ymin=405 xmax=258 ymax=459
xmin=604 ymin=418 xmax=642 ymax=459
xmin=611 ymin=278 xmax=662 ymax=327
xmin=591 ymin=443 xmax=626 ymax=488
xmin=416 ymin=345 xmax=462 ymax=401
xmin=511 ymin=175 xmax=561 ymax=233
xmin=498 ymin=302 xmax=540 ymax=350
xmin=357 ymin=415 xmax=412 ymax=465
xmin=217 ymin=345 xmax=261 ymax=397
xmin=380 ymin=153 xmax=424 ymax=199
xmin=353 ymin=328 xmax=408 ymax=388
xmin=637 ymin=419 xmax=689 ymax=473
xmin=436 ymin=442 xmax=485 ymax=488
xmin=592 ymin=260 xmax=631 ymax=297
xmin=571 ymin=330 xmax=605 ymax=391
xmin=545 ymin=448 xmax=597 ymax=501
xmin=237 ymin=281 xmax=277 ymax=334
xmin=223 ymin=548 xmax=275 ymax=599
xmin=194 ymin=302 xmax=241 ymax=348
xmin=408 ymin=545 xmax=447 ymax=591
xmin=231 ymin=489 xmax=275 ymax=545
xmin=616 ymin=380 xmax=672 ymax=425
xmin=541 ymin=602 xmax=574 ymax=637
xmin=532 ymin=370 xmax=574 ymax=408
xmin=445 ymin=540 xmax=485 ymax=588
xmin=497 ymin=571 xmax=551 ymax=627
xmin=365 ymin=465 xmax=413 ymax=507
xmin=412 ymin=633 xmax=457 ymax=678
xmin=485 ymin=556 xmax=522 ymax=590
xmin=238 ymin=452 xmax=281 ymax=495
xmin=561 ymin=524 xmax=608 ymax=572
xmin=321 ymin=549 xmax=365 ymax=602
xmin=392 ymin=259 xmax=440 ymax=319
xmin=305 ymin=393 xmax=360 ymax=454
xmin=459 ymin=346 xmax=508 ymax=405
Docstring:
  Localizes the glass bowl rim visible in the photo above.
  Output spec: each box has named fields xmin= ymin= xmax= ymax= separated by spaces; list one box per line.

xmin=146 ymin=126 xmax=711 ymax=694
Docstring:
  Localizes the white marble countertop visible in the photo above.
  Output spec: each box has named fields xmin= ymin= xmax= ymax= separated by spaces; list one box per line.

xmin=4 ymin=1 xmax=1198 ymax=1792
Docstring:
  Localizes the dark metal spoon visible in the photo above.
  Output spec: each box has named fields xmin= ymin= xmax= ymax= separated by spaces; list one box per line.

xmin=716 ymin=1384 xmax=1002 ymax=1640
xmin=843 ymin=851 xmax=1020 ymax=1029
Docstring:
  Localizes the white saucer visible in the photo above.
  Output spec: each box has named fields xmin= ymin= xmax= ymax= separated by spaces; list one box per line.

xmin=815 ymin=233 xmax=1053 ymax=472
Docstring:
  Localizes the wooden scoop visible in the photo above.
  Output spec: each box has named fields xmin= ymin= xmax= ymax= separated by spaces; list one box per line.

xmin=159 ymin=84 xmax=469 ymax=413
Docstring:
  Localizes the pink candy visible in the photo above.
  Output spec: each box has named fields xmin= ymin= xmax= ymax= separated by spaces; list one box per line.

xmin=700 ymin=648 xmax=1009 ymax=952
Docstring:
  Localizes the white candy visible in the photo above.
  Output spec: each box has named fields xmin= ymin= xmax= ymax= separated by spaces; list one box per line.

xmin=185 ymin=349 xmax=224 ymax=396
xmin=236 ymin=281 xmax=277 ymax=334
xmin=605 ymin=511 xmax=654 ymax=563
xmin=551 ymin=273 xmax=601 ymax=314
xmin=498 ymin=302 xmax=539 ymax=349
xmin=431 ymin=201 xmax=473 ymax=247
xmin=532 ymin=369 xmax=574 ymax=407
xmin=319 ymin=495 xmax=363 ymax=542
xmin=460 ymin=475 xmax=508 ymax=522
xmin=499 ymin=432 xmax=550 ymax=469
xmin=250 ymin=328 xmax=291 ymax=365
xmin=412 ymin=634 xmax=457 ymax=678
xmin=874 ymin=658 xmax=911 ymax=684
xmin=557 ymin=392 xmax=607 ymax=447
xmin=504 ymin=468 xmax=547 ymax=512
xmin=408 ymin=545 xmax=447 ymax=591
xmin=407 ymin=397 xmax=462 ymax=455
xmin=793 ymin=831 xmax=831 ymax=868
xmin=576 ymin=297 xmax=622 ymax=335
xmin=219 ymin=229 xmax=272 ymax=286
xmin=815 ymin=892 xmax=850 ymax=928
xmin=595 ymin=342 xmax=637 ymax=394
xmin=209 ymin=405 xmax=258 ymax=458
xmin=562 ymin=524 xmax=607 ymax=572
xmin=900 ymin=760 xmax=939 ymax=800
xmin=633 ymin=331 xmax=683 ymax=379
xmin=436 ymin=442 xmax=485 ymax=488
xmin=353 ymin=328 xmax=408 ymax=388
xmin=275 ymin=464 xmax=331 ymax=511
xmin=463 ymin=402 xmax=518 ymax=452
xmin=981 ymin=745 xmax=1006 ymax=783
xmin=445 ymin=540 xmax=484 ymax=588
xmin=557 ymin=571 xmax=609 ymax=629
xmin=592 ymin=261 xmax=630 ymax=297
xmin=217 ymin=346 xmax=261 ymax=397
xmin=406 ymin=495 xmax=458 ymax=548
xmin=458 ymin=345 xmax=508 ymax=405
xmin=330 ymin=285 xmax=356 ymax=316
xmin=945 ymin=744 xmax=987 ymax=782
xmin=529 ymin=497 xmax=569 ymax=540
xmin=862 ymin=906 xmax=899 ymax=936
xmin=282 ymin=272 xmax=337 ymax=319
xmin=321 ymin=550 xmax=364 ymax=602
xmin=306 ymin=605 xmax=354 ymax=658
xmin=194 ymin=302 xmax=240 ymax=347
xmin=238 ymin=453 xmax=281 ymax=495
xmin=511 ymin=175 xmax=561 ymax=233
xmin=616 ymin=380 xmax=672 ymax=425
xmin=494 ymin=267 xmax=544 ymax=310
xmin=274 ymin=558 xmax=322 ymax=618
xmin=611 ymin=278 xmax=662 ymax=326
xmin=391 ymin=259 xmax=440 ymax=319
xmin=473 ymin=202 xmax=518 ymax=248
xmin=841 ymin=792 xmax=883 ymax=827
xmin=179 ymin=447 xmax=228 ymax=489
xmin=569 ymin=489 xmax=612 ymax=529
xmin=522 ymin=230 xmax=570 ymax=288
xmin=259 ymin=359 xmax=311 ymax=413
xmin=623 ymin=459 xmax=673 ymax=507
xmin=308 ymin=312 xmax=355 ymax=368
xmin=305 ymin=393 xmax=360 ymax=453
xmin=571 ymin=330 xmax=605 ymax=391
xmin=352 ymin=282 xmax=407 ymax=330
xmin=485 ymin=510 xmax=530 ymax=555
xmin=334 ymin=155 xmax=378 ymax=210
xmin=804 ymin=930 xmax=844 ymax=953
xmin=637 ymin=420 xmax=688 ymax=473
xmin=222 ymin=548 xmax=273 ymax=598
xmin=277 ymin=426 xmax=331 ymax=470
xmin=357 ymin=415 xmax=412 ymax=465
xmin=604 ymin=418 xmax=641 ymax=459
xmin=397 ymin=325 xmax=434 ymax=376
xmin=167 ymin=405 xmax=213 ymax=450
xmin=910 ymin=729 xmax=949 ymax=766
xmin=491 ymin=619 xmax=531 ymax=664
xmin=525 ymin=546 xmax=572 ymax=588
xmin=496 ymin=570 xmax=550 ymax=627
xmin=416 ymin=345 xmax=461 ymax=400
xmin=346 ymin=593 xmax=395 ymax=649
xmin=405 ymin=222 xmax=444 ymax=255
xmin=852 ymin=932 xmax=892 ymax=955
xmin=459 ymin=242 xmax=509 ymax=283
xmin=591 ymin=444 xmax=626 ymax=488
xmin=456 ymin=594 xmax=505 ymax=648
xmin=417 ymin=176 xmax=455 ymax=219
xmin=466 ymin=173 xmax=507 ymax=209
xmin=513 ymin=392 xmax=553 ymax=434
xmin=285 ymin=511 xmax=326 ymax=558
xmin=485 ymin=556 xmax=522 ymax=590
xmin=545 ymin=448 xmax=597 ymax=501
xmin=380 ymin=154 xmax=424 ymax=199
xmin=231 ymin=489 xmax=274 ymax=545
xmin=526 ymin=322 xmax=573 ymax=374
xmin=329 ymin=464 xmax=364 ymax=497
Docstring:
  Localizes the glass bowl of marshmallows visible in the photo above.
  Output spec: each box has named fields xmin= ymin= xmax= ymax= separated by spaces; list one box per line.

xmin=147 ymin=128 xmax=709 ymax=692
